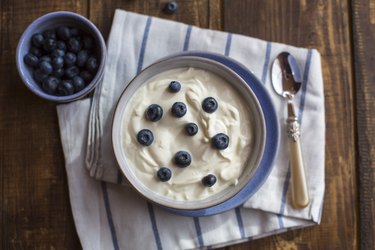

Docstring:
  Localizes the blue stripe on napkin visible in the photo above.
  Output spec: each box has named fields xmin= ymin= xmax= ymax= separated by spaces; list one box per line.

xmin=277 ymin=49 xmax=313 ymax=228
xmin=147 ymin=202 xmax=163 ymax=250
xmin=235 ymin=207 xmax=246 ymax=238
xmin=194 ymin=217 xmax=204 ymax=247
xmin=277 ymin=166 xmax=291 ymax=228
xmin=261 ymin=42 xmax=272 ymax=84
xmin=225 ymin=33 xmax=232 ymax=56
xmin=137 ymin=16 xmax=153 ymax=73
xmin=298 ymin=49 xmax=313 ymax=123
xmin=183 ymin=25 xmax=192 ymax=51
xmin=101 ymin=182 xmax=120 ymax=250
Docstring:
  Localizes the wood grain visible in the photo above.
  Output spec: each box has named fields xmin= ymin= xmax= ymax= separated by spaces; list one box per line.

xmin=0 ymin=0 xmax=366 ymax=249
xmin=352 ymin=0 xmax=375 ymax=249
xmin=88 ymin=0 xmax=220 ymax=40
xmin=0 ymin=0 xmax=83 ymax=249
xmin=223 ymin=0 xmax=357 ymax=249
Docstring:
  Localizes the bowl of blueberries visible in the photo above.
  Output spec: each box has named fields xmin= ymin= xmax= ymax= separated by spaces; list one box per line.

xmin=16 ymin=11 xmax=106 ymax=102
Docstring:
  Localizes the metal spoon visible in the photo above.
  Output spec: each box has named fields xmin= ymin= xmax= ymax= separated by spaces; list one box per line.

xmin=271 ymin=52 xmax=309 ymax=209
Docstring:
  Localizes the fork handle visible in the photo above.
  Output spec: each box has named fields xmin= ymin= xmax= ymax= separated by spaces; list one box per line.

xmin=287 ymin=103 xmax=309 ymax=209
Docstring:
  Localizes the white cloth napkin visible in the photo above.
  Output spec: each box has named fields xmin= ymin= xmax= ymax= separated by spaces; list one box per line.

xmin=57 ymin=9 xmax=325 ymax=249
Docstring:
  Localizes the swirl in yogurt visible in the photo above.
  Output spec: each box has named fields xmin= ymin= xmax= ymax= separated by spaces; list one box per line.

xmin=121 ymin=67 xmax=254 ymax=201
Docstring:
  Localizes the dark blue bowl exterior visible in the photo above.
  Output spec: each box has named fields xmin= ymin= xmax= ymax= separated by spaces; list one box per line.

xmin=162 ymin=52 xmax=280 ymax=216
xmin=16 ymin=11 xmax=106 ymax=102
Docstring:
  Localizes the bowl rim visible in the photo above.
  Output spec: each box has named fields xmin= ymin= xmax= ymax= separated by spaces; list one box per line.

xmin=112 ymin=55 xmax=267 ymax=211
xmin=15 ymin=11 xmax=106 ymax=102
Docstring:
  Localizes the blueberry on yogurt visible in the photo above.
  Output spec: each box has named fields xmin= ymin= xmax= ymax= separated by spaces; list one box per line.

xmin=171 ymin=102 xmax=187 ymax=118
xmin=174 ymin=151 xmax=191 ymax=167
xmin=202 ymin=97 xmax=218 ymax=113
xmin=157 ymin=167 xmax=172 ymax=182
xmin=185 ymin=123 xmax=198 ymax=136
xmin=202 ymin=174 xmax=217 ymax=187
xmin=146 ymin=104 xmax=163 ymax=122
xmin=168 ymin=80 xmax=181 ymax=92
xmin=212 ymin=133 xmax=229 ymax=150
xmin=137 ymin=129 xmax=154 ymax=146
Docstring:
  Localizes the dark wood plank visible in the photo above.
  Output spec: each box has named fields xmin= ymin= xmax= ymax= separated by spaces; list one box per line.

xmin=88 ymin=0 xmax=220 ymax=41
xmin=0 ymin=0 xmax=360 ymax=249
xmin=351 ymin=1 xmax=375 ymax=249
xmin=0 ymin=0 xmax=85 ymax=249
xmin=223 ymin=0 xmax=357 ymax=249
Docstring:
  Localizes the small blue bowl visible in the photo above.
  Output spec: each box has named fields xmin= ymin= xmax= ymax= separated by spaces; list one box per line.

xmin=16 ymin=11 xmax=106 ymax=102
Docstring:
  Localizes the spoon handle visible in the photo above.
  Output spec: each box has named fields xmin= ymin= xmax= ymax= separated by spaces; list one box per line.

xmin=287 ymin=102 xmax=309 ymax=209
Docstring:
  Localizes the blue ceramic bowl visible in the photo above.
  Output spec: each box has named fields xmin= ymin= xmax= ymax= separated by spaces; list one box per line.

xmin=112 ymin=52 xmax=279 ymax=216
xmin=16 ymin=11 xmax=106 ymax=102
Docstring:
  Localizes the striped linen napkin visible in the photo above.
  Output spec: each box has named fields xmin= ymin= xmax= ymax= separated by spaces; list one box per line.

xmin=57 ymin=9 xmax=325 ymax=249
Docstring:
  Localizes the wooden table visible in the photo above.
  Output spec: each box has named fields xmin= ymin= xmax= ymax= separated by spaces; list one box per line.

xmin=1 ymin=0 xmax=373 ymax=249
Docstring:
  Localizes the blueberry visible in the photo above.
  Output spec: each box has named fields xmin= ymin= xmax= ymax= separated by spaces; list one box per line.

xmin=53 ymin=68 xmax=64 ymax=78
xmin=57 ymin=80 xmax=75 ymax=96
xmin=77 ymin=50 xmax=89 ymax=67
xmin=31 ymin=33 xmax=44 ymax=48
xmin=33 ymin=69 xmax=48 ymax=83
xmin=72 ymin=75 xmax=85 ymax=92
xmin=52 ymin=56 xmax=64 ymax=69
xmin=185 ymin=123 xmax=198 ymax=136
xmin=157 ymin=167 xmax=172 ymax=182
xmin=42 ymin=76 xmax=60 ymax=94
xmin=29 ymin=46 xmax=43 ymax=57
xmin=137 ymin=129 xmax=154 ymax=146
xmin=51 ymin=49 xmax=65 ymax=58
xmin=24 ymin=53 xmax=39 ymax=67
xmin=83 ymin=35 xmax=94 ymax=50
xmin=57 ymin=26 xmax=71 ymax=40
xmin=146 ymin=104 xmax=163 ymax=122
xmin=171 ymin=102 xmax=187 ymax=118
xmin=202 ymin=174 xmax=217 ymax=187
xmin=67 ymin=38 xmax=82 ymax=53
xmin=65 ymin=66 xmax=80 ymax=79
xmin=80 ymin=70 xmax=93 ymax=83
xmin=39 ymin=61 xmax=53 ymax=75
xmin=56 ymin=41 xmax=67 ymax=51
xmin=43 ymin=29 xmax=56 ymax=39
xmin=64 ymin=52 xmax=77 ymax=66
xmin=163 ymin=1 xmax=178 ymax=14
xmin=86 ymin=57 xmax=98 ymax=73
xmin=69 ymin=27 xmax=80 ymax=37
xmin=212 ymin=133 xmax=229 ymax=150
xmin=168 ymin=80 xmax=181 ymax=92
xmin=174 ymin=151 xmax=191 ymax=167
xmin=43 ymin=38 xmax=57 ymax=52
xmin=39 ymin=55 xmax=52 ymax=63
xmin=202 ymin=97 xmax=218 ymax=113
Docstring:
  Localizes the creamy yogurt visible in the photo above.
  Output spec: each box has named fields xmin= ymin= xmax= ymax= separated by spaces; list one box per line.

xmin=121 ymin=67 xmax=254 ymax=201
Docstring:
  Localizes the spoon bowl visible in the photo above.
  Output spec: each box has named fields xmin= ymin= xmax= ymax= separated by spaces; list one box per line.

xmin=271 ymin=52 xmax=302 ymax=99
